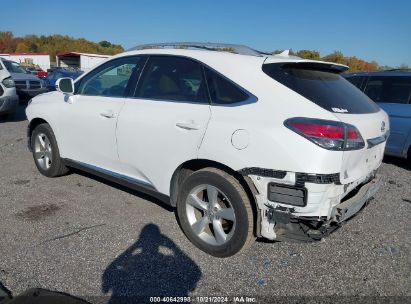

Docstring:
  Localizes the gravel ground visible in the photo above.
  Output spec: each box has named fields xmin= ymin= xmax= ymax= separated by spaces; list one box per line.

xmin=0 ymin=105 xmax=410 ymax=303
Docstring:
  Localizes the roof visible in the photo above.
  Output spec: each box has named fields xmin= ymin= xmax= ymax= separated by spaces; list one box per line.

xmin=57 ymin=52 xmax=111 ymax=58
xmin=120 ymin=47 xmax=348 ymax=72
xmin=344 ymin=70 xmax=411 ymax=77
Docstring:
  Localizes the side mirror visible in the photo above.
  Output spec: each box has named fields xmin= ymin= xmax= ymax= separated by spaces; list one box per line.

xmin=56 ymin=77 xmax=74 ymax=94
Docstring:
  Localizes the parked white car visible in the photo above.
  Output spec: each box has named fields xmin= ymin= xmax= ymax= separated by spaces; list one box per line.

xmin=26 ymin=43 xmax=389 ymax=257
xmin=0 ymin=58 xmax=19 ymax=119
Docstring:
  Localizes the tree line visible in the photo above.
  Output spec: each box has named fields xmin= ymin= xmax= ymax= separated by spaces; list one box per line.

xmin=0 ymin=32 xmax=123 ymax=62
xmin=0 ymin=32 xmax=408 ymax=72
xmin=272 ymin=49 xmax=409 ymax=72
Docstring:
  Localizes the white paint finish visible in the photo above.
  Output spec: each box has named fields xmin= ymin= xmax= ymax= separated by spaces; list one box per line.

xmin=54 ymin=94 xmax=125 ymax=173
xmin=116 ymin=98 xmax=211 ymax=193
xmin=26 ymin=48 xmax=387 ymax=241
xmin=333 ymin=110 xmax=389 ymax=183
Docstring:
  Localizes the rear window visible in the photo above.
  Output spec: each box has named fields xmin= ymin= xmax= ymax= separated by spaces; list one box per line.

xmin=263 ymin=63 xmax=380 ymax=114
xmin=364 ymin=76 xmax=411 ymax=104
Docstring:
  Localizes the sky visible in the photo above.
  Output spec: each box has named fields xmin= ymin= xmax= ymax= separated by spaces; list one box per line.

xmin=1 ymin=0 xmax=410 ymax=67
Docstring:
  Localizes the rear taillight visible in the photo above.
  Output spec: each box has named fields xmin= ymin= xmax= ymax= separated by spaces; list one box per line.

xmin=285 ymin=118 xmax=365 ymax=151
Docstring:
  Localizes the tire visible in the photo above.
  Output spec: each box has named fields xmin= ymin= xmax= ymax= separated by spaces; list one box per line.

xmin=176 ymin=167 xmax=255 ymax=257
xmin=31 ymin=123 xmax=69 ymax=177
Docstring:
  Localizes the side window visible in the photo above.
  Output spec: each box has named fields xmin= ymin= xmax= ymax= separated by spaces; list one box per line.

xmin=77 ymin=57 xmax=145 ymax=97
xmin=345 ymin=76 xmax=364 ymax=89
xmin=364 ymin=76 xmax=411 ymax=104
xmin=135 ymin=56 xmax=207 ymax=103
xmin=386 ymin=77 xmax=411 ymax=104
xmin=364 ymin=78 xmax=384 ymax=102
xmin=204 ymin=68 xmax=249 ymax=104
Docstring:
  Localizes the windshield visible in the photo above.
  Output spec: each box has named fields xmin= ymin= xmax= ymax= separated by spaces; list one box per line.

xmin=263 ymin=63 xmax=380 ymax=114
xmin=3 ymin=60 xmax=29 ymax=74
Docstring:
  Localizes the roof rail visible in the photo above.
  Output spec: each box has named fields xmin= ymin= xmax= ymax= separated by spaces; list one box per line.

xmin=127 ymin=42 xmax=263 ymax=57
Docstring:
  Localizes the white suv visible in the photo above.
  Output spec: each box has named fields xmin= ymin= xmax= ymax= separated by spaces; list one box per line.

xmin=26 ymin=43 xmax=389 ymax=257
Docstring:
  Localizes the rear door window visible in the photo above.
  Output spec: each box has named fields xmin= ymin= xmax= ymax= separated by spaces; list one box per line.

xmin=135 ymin=56 xmax=208 ymax=103
xmin=263 ymin=63 xmax=380 ymax=114
xmin=364 ymin=76 xmax=411 ymax=104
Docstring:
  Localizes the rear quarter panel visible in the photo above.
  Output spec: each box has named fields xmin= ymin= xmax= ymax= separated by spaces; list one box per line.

xmin=198 ymin=70 xmax=345 ymax=175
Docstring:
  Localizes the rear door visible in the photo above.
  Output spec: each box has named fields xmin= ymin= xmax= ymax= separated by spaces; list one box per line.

xmin=363 ymin=76 xmax=411 ymax=157
xmin=116 ymin=55 xmax=211 ymax=194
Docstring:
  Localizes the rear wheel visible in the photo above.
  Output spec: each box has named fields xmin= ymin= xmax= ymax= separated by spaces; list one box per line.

xmin=176 ymin=167 xmax=255 ymax=257
xmin=31 ymin=123 xmax=69 ymax=177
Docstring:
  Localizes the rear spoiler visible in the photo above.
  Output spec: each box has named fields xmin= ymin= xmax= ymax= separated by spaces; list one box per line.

xmin=264 ymin=58 xmax=349 ymax=74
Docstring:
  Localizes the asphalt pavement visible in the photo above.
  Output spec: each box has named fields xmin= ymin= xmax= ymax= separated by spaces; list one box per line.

xmin=0 ymin=105 xmax=410 ymax=303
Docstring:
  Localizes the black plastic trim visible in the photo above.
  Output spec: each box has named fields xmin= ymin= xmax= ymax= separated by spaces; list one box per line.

xmin=267 ymin=182 xmax=307 ymax=207
xmin=238 ymin=167 xmax=287 ymax=179
xmin=367 ymin=133 xmax=389 ymax=148
xmin=63 ymin=159 xmax=171 ymax=205
xmin=295 ymin=172 xmax=341 ymax=186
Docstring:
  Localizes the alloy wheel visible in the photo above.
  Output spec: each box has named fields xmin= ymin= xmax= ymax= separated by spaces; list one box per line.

xmin=185 ymin=184 xmax=236 ymax=246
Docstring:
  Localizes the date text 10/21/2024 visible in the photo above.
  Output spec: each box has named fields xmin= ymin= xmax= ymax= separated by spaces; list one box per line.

xmin=149 ymin=296 xmax=257 ymax=303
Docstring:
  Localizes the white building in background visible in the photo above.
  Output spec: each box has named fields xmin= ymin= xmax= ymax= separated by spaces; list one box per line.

xmin=56 ymin=52 xmax=111 ymax=72
xmin=0 ymin=53 xmax=51 ymax=71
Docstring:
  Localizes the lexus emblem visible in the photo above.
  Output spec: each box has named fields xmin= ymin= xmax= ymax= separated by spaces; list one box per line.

xmin=381 ymin=121 xmax=386 ymax=133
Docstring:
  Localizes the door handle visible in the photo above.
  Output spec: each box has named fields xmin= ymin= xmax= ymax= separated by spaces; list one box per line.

xmin=176 ymin=121 xmax=200 ymax=130
xmin=99 ymin=111 xmax=115 ymax=119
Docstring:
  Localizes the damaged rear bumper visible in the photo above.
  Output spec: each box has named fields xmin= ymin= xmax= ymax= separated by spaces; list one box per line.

xmin=246 ymin=170 xmax=382 ymax=242
xmin=334 ymin=174 xmax=381 ymax=222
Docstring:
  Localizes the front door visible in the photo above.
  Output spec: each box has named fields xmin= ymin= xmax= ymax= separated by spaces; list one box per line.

xmin=57 ymin=56 xmax=146 ymax=172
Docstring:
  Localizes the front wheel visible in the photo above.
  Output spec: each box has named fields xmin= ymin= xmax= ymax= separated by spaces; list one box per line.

xmin=176 ymin=167 xmax=255 ymax=257
xmin=31 ymin=123 xmax=69 ymax=177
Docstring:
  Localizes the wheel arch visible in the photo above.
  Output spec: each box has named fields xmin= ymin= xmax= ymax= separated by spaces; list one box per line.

xmin=27 ymin=117 xmax=50 ymax=151
xmin=169 ymin=158 xmax=259 ymax=234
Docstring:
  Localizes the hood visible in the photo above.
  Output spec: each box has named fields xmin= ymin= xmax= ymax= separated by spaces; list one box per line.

xmin=11 ymin=72 xmax=42 ymax=81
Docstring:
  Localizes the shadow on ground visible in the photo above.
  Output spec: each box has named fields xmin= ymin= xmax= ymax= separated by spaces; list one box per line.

xmin=102 ymin=224 xmax=201 ymax=304
xmin=383 ymin=155 xmax=410 ymax=171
